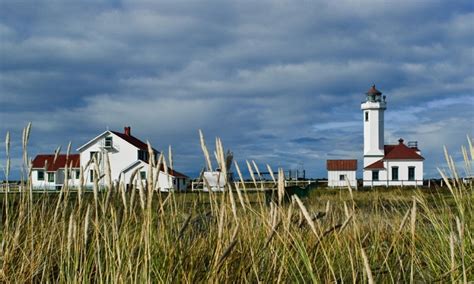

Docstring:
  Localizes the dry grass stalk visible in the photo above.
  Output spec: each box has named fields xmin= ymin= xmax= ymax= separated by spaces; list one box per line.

xmin=21 ymin=122 xmax=32 ymax=171
xmin=199 ymin=129 xmax=213 ymax=171
xmin=266 ymin=164 xmax=276 ymax=184
xmin=450 ymin=232 xmax=456 ymax=282
xmin=252 ymin=160 xmax=262 ymax=180
xmin=104 ymin=151 xmax=112 ymax=190
xmin=168 ymin=145 xmax=173 ymax=170
xmin=233 ymin=161 xmax=245 ymax=190
xmin=53 ymin=145 xmax=61 ymax=166
xmin=293 ymin=195 xmax=318 ymax=236
xmin=67 ymin=212 xmax=75 ymax=256
xmin=234 ymin=182 xmax=247 ymax=212
xmin=246 ymin=160 xmax=257 ymax=188
xmin=277 ymin=168 xmax=285 ymax=206
xmin=455 ymin=216 xmax=467 ymax=283
xmin=216 ymin=224 xmax=240 ymax=270
xmin=120 ymin=182 xmax=128 ymax=214
xmin=154 ymin=153 xmax=163 ymax=191
xmin=234 ymin=161 xmax=251 ymax=206
xmin=178 ymin=214 xmax=192 ymax=240
xmin=228 ymin=184 xmax=238 ymax=222
xmin=361 ymin=247 xmax=374 ymax=284
xmin=410 ymin=197 xmax=417 ymax=283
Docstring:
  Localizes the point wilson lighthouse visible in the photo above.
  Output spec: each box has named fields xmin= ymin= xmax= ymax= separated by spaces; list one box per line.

xmin=361 ymin=85 xmax=424 ymax=187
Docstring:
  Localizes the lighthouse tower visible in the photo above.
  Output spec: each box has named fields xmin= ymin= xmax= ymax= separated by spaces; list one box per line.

xmin=361 ymin=85 xmax=386 ymax=168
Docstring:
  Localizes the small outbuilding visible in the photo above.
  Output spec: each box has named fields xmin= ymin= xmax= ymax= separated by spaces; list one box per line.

xmin=326 ymin=159 xmax=358 ymax=188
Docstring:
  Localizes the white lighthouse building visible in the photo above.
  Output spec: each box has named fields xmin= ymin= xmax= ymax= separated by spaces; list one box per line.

xmin=362 ymin=85 xmax=424 ymax=187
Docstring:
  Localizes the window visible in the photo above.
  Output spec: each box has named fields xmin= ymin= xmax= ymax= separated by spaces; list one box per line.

xmin=38 ymin=171 xmax=45 ymax=181
xmin=365 ymin=112 xmax=369 ymax=122
xmin=408 ymin=167 xmax=415 ymax=181
xmin=392 ymin=167 xmax=399 ymax=181
xmin=90 ymin=151 xmax=98 ymax=161
xmin=48 ymin=172 xmax=55 ymax=182
xmin=90 ymin=170 xmax=95 ymax=182
xmin=339 ymin=174 xmax=345 ymax=181
xmin=105 ymin=136 xmax=112 ymax=148
xmin=372 ymin=171 xmax=379 ymax=181
xmin=75 ymin=170 xmax=80 ymax=179
xmin=138 ymin=150 xmax=148 ymax=161
xmin=140 ymin=171 xmax=146 ymax=180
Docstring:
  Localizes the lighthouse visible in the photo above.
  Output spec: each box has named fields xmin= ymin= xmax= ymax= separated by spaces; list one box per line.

xmin=361 ymin=85 xmax=386 ymax=167
xmin=361 ymin=84 xmax=425 ymax=187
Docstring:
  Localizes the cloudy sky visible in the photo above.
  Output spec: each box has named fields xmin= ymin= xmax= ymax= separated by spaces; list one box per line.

xmin=1 ymin=0 xmax=473 ymax=179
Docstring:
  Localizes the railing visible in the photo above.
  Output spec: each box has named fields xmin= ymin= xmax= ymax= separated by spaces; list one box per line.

xmin=191 ymin=180 xmax=316 ymax=191
xmin=407 ymin=141 xmax=418 ymax=148
xmin=99 ymin=139 xmax=120 ymax=151
xmin=362 ymin=179 xmax=423 ymax=187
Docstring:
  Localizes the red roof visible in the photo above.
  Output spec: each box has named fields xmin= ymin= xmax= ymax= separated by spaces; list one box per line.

xmin=168 ymin=169 xmax=189 ymax=179
xmin=364 ymin=159 xmax=385 ymax=170
xmin=367 ymin=84 xmax=382 ymax=95
xmin=155 ymin=164 xmax=188 ymax=178
xmin=111 ymin=131 xmax=158 ymax=152
xmin=32 ymin=154 xmax=80 ymax=171
xmin=365 ymin=139 xmax=424 ymax=170
xmin=384 ymin=139 xmax=424 ymax=160
xmin=327 ymin=160 xmax=357 ymax=171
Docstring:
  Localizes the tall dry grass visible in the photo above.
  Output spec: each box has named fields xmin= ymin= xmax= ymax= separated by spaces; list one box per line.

xmin=0 ymin=126 xmax=472 ymax=282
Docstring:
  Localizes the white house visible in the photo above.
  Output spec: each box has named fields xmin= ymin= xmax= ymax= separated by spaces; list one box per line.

xmin=77 ymin=126 xmax=189 ymax=191
xmin=31 ymin=126 xmax=189 ymax=191
xmin=31 ymin=154 xmax=81 ymax=190
xmin=362 ymin=85 xmax=424 ymax=187
xmin=326 ymin=159 xmax=358 ymax=188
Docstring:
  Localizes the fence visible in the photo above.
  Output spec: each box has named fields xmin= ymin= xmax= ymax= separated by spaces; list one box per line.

xmin=191 ymin=180 xmax=316 ymax=192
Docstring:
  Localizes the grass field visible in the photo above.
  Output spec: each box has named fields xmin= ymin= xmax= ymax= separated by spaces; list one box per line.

xmin=1 ymin=184 xmax=472 ymax=282
xmin=0 ymin=126 xmax=472 ymax=282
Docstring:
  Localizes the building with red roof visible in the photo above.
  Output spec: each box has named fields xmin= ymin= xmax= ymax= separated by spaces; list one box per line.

xmin=361 ymin=85 xmax=424 ymax=187
xmin=31 ymin=126 xmax=189 ymax=191
xmin=31 ymin=154 xmax=81 ymax=189
xmin=326 ymin=159 xmax=358 ymax=188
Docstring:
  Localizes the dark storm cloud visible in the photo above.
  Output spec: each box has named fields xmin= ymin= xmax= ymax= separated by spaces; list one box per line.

xmin=1 ymin=0 xmax=473 ymax=179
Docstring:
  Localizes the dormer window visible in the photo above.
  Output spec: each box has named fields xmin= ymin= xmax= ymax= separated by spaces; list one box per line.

xmin=138 ymin=150 xmax=148 ymax=161
xmin=105 ymin=136 xmax=112 ymax=148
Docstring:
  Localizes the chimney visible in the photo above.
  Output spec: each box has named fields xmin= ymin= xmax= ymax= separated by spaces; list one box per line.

xmin=398 ymin=138 xmax=404 ymax=145
xmin=124 ymin=126 xmax=131 ymax=136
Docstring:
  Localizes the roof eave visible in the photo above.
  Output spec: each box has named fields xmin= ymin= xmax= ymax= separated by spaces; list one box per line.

xmin=76 ymin=130 xmax=111 ymax=152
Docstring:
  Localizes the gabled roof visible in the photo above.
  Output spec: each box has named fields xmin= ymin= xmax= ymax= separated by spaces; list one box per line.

xmin=384 ymin=139 xmax=424 ymax=160
xmin=76 ymin=130 xmax=110 ymax=152
xmin=32 ymin=154 xmax=80 ymax=171
xmin=77 ymin=128 xmax=159 ymax=153
xmin=159 ymin=165 xmax=189 ymax=179
xmin=364 ymin=159 xmax=385 ymax=170
xmin=327 ymin=159 xmax=357 ymax=171
xmin=111 ymin=131 xmax=158 ymax=152
xmin=121 ymin=159 xmax=189 ymax=179
xmin=121 ymin=160 xmax=145 ymax=174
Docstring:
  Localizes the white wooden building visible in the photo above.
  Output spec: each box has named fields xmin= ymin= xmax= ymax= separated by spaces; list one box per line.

xmin=361 ymin=85 xmax=424 ymax=187
xmin=76 ymin=126 xmax=189 ymax=191
xmin=31 ymin=154 xmax=81 ymax=190
xmin=326 ymin=159 xmax=358 ymax=188
xmin=31 ymin=126 xmax=189 ymax=191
